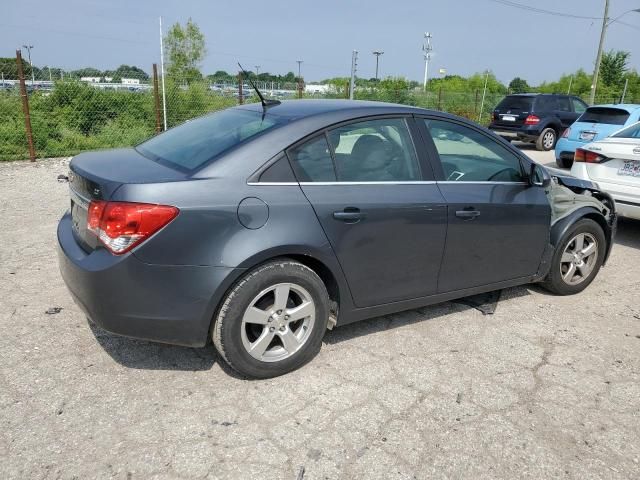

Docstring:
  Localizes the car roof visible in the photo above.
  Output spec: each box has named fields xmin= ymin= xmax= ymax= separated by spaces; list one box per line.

xmin=233 ymin=99 xmax=431 ymax=120
xmin=585 ymin=104 xmax=640 ymax=113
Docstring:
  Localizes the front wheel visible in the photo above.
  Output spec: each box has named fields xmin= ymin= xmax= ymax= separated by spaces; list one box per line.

xmin=213 ymin=259 xmax=329 ymax=379
xmin=542 ymin=219 xmax=606 ymax=295
xmin=536 ymin=128 xmax=557 ymax=151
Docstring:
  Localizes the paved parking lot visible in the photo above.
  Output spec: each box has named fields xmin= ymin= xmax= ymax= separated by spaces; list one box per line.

xmin=2 ymin=152 xmax=639 ymax=479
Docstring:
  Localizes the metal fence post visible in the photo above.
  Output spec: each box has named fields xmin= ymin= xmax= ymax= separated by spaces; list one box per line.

xmin=16 ymin=50 xmax=36 ymax=162
xmin=238 ymin=72 xmax=243 ymax=105
xmin=437 ymin=86 xmax=443 ymax=111
xmin=474 ymin=89 xmax=479 ymax=114
xmin=152 ymin=64 xmax=162 ymax=134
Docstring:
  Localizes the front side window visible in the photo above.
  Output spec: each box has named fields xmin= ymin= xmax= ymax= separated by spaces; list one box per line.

xmin=327 ymin=118 xmax=421 ymax=181
xmin=424 ymin=119 xmax=525 ymax=182
xmin=571 ymin=98 xmax=587 ymax=114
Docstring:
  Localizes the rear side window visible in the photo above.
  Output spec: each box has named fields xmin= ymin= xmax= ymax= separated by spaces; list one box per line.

xmin=578 ymin=107 xmax=630 ymax=125
xmin=534 ymin=96 xmax=558 ymax=112
xmin=495 ymin=96 xmax=533 ymax=111
xmin=327 ymin=118 xmax=421 ymax=181
xmin=612 ymin=122 xmax=640 ymax=138
xmin=288 ymin=135 xmax=336 ymax=182
xmin=136 ymin=109 xmax=286 ymax=171
xmin=556 ymin=97 xmax=571 ymax=112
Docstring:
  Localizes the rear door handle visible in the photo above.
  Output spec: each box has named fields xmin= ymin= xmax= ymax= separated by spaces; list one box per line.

xmin=455 ymin=209 xmax=481 ymax=220
xmin=333 ymin=208 xmax=365 ymax=223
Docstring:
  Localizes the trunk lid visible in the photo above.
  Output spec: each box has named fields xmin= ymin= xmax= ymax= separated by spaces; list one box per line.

xmin=585 ymin=139 xmax=640 ymax=188
xmin=68 ymin=148 xmax=186 ymax=252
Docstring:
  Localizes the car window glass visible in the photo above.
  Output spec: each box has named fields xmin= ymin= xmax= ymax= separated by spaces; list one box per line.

xmin=535 ymin=96 xmax=558 ymax=111
xmin=327 ymin=118 xmax=420 ymax=181
xmin=556 ymin=97 xmax=571 ymax=112
xmin=578 ymin=107 xmax=630 ymax=125
xmin=136 ymin=109 xmax=285 ymax=171
xmin=612 ymin=122 xmax=640 ymax=138
xmin=424 ymin=119 xmax=525 ymax=182
xmin=288 ymin=135 xmax=336 ymax=182
xmin=571 ymin=98 xmax=587 ymax=114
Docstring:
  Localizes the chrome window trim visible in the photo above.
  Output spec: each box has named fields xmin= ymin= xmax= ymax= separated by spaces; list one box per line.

xmin=247 ymin=182 xmax=299 ymax=186
xmin=436 ymin=181 xmax=529 ymax=185
xmin=299 ymin=181 xmax=437 ymax=186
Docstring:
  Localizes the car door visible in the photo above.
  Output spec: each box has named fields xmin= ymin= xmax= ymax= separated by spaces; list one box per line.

xmin=556 ymin=96 xmax=577 ymax=129
xmin=417 ymin=117 xmax=551 ymax=293
xmin=287 ymin=116 xmax=448 ymax=308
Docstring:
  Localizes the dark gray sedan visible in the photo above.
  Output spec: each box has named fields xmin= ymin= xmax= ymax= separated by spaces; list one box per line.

xmin=58 ymin=100 xmax=616 ymax=378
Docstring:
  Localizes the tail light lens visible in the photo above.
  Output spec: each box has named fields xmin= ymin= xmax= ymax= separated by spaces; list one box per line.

xmin=574 ymin=148 xmax=606 ymax=164
xmin=562 ymin=128 xmax=570 ymax=138
xmin=524 ymin=115 xmax=540 ymax=125
xmin=87 ymin=201 xmax=179 ymax=254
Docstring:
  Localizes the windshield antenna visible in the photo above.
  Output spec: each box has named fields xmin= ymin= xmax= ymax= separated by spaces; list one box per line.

xmin=237 ymin=62 xmax=281 ymax=110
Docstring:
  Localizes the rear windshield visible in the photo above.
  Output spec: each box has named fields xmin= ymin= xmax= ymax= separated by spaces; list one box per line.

xmin=578 ymin=107 xmax=630 ymax=126
xmin=137 ymin=109 xmax=286 ymax=171
xmin=495 ymin=96 xmax=534 ymax=111
xmin=612 ymin=121 xmax=640 ymax=138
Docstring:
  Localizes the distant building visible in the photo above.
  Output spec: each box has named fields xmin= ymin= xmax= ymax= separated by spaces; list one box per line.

xmin=304 ymin=84 xmax=335 ymax=94
xmin=80 ymin=77 xmax=101 ymax=83
xmin=121 ymin=78 xmax=140 ymax=85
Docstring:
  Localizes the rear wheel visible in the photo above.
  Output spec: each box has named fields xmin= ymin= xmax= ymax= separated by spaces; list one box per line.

xmin=213 ymin=259 xmax=329 ymax=379
xmin=536 ymin=128 xmax=557 ymax=151
xmin=542 ymin=219 xmax=606 ymax=295
xmin=556 ymin=156 xmax=572 ymax=169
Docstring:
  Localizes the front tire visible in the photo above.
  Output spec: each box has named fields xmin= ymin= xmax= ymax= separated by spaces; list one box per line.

xmin=536 ymin=127 xmax=557 ymax=151
xmin=213 ymin=259 xmax=329 ymax=379
xmin=542 ymin=219 xmax=606 ymax=295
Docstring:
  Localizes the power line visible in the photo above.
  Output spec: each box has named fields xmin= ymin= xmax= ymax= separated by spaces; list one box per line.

xmin=486 ymin=0 xmax=601 ymax=20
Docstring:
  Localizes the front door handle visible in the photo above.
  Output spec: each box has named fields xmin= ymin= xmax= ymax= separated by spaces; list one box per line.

xmin=333 ymin=208 xmax=365 ymax=223
xmin=455 ymin=209 xmax=481 ymax=220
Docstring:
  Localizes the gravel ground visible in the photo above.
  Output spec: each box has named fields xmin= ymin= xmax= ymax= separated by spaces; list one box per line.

xmin=1 ymin=154 xmax=639 ymax=480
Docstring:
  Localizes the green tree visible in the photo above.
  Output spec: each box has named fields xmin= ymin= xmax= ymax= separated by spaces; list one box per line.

xmin=509 ymin=77 xmax=530 ymax=93
xmin=0 ymin=57 xmax=28 ymax=79
xmin=164 ymin=18 xmax=206 ymax=83
xmin=600 ymin=50 xmax=630 ymax=88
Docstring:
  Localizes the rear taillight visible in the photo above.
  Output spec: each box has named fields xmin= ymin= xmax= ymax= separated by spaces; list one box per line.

xmin=87 ymin=201 xmax=179 ymax=254
xmin=524 ymin=115 xmax=540 ymax=125
xmin=574 ymin=148 xmax=606 ymax=164
xmin=562 ymin=128 xmax=570 ymax=138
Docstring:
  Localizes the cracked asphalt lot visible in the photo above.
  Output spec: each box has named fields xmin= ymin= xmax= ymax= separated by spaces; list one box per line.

xmin=1 ymin=158 xmax=640 ymax=479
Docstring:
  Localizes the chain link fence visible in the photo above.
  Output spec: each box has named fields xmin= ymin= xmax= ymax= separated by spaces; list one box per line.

xmin=1 ymin=68 xmax=637 ymax=161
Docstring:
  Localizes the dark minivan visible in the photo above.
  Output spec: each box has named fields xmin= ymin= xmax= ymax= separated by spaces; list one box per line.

xmin=489 ymin=94 xmax=588 ymax=151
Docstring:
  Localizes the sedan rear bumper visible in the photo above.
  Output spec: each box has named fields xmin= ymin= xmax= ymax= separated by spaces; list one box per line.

xmin=57 ymin=212 xmax=241 ymax=347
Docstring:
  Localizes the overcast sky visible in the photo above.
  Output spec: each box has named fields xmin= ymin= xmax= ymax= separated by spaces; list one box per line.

xmin=2 ymin=0 xmax=639 ymax=84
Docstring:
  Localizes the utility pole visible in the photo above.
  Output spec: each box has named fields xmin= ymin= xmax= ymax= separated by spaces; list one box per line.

xmin=159 ymin=17 xmax=167 ymax=131
xmin=478 ymin=70 xmax=490 ymax=123
xmin=372 ymin=51 xmax=384 ymax=81
xmin=255 ymin=65 xmax=260 ymax=76
xmin=590 ymin=0 xmax=609 ymax=104
xmin=22 ymin=45 xmax=35 ymax=83
xmin=422 ymin=32 xmax=432 ymax=91
xmin=567 ymin=75 xmax=573 ymax=95
xmin=590 ymin=5 xmax=640 ymax=104
xmin=349 ymin=50 xmax=358 ymax=100
xmin=621 ymin=78 xmax=629 ymax=103
xmin=296 ymin=60 xmax=303 ymax=99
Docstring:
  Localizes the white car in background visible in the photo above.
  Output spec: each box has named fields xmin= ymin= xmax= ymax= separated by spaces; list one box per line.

xmin=570 ymin=121 xmax=640 ymax=220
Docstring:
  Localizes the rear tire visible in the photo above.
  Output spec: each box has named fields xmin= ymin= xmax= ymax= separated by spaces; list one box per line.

xmin=213 ymin=259 xmax=329 ymax=379
xmin=556 ymin=156 xmax=573 ymax=169
xmin=542 ymin=219 xmax=606 ymax=295
xmin=536 ymin=128 xmax=557 ymax=151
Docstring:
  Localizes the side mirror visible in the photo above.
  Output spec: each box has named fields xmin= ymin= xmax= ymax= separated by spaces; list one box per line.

xmin=530 ymin=163 xmax=551 ymax=188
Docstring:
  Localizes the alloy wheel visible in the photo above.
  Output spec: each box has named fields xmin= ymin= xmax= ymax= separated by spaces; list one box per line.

xmin=543 ymin=131 xmax=555 ymax=149
xmin=240 ymin=283 xmax=316 ymax=362
xmin=560 ymin=233 xmax=598 ymax=286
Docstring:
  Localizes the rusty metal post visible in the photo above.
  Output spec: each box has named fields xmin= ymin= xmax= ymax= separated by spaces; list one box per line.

xmin=238 ymin=72 xmax=243 ymax=105
xmin=345 ymin=81 xmax=349 ymax=99
xmin=474 ymin=89 xmax=479 ymax=114
xmin=16 ymin=50 xmax=36 ymax=161
xmin=297 ymin=77 xmax=303 ymax=99
xmin=152 ymin=64 xmax=162 ymax=133
xmin=437 ymin=86 xmax=443 ymax=111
